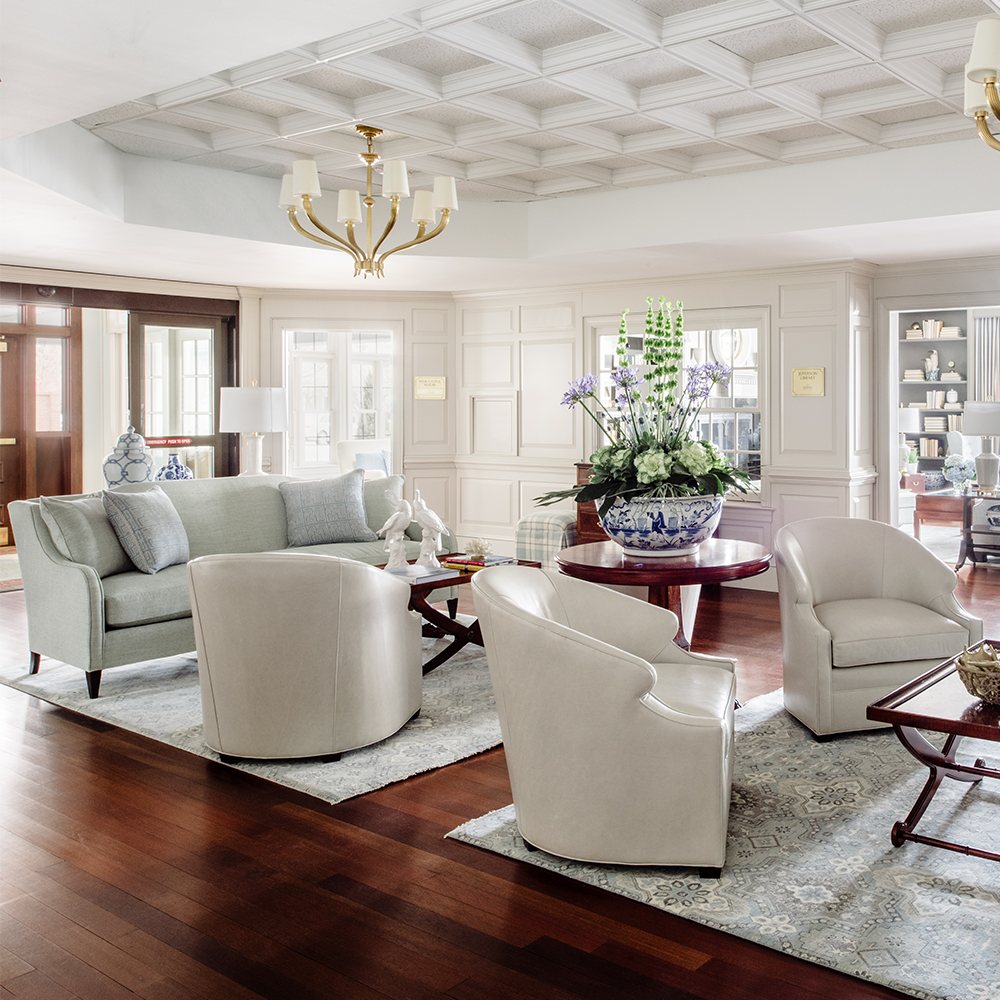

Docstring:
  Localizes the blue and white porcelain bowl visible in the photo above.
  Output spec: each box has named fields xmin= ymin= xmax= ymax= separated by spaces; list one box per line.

xmin=598 ymin=494 xmax=724 ymax=557
xmin=923 ymin=471 xmax=946 ymax=491
xmin=985 ymin=501 xmax=1000 ymax=529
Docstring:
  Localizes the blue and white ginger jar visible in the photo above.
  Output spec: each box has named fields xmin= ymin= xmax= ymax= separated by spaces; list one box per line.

xmin=598 ymin=494 xmax=724 ymax=557
xmin=155 ymin=453 xmax=194 ymax=481
xmin=103 ymin=425 xmax=154 ymax=486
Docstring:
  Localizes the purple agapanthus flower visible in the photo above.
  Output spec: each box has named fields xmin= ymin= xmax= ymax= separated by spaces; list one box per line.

xmin=561 ymin=373 xmax=599 ymax=408
xmin=610 ymin=365 xmax=641 ymax=390
xmin=686 ymin=362 xmax=731 ymax=399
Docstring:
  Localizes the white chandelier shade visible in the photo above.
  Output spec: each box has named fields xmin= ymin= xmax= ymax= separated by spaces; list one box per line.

xmin=278 ymin=124 xmax=458 ymax=278
xmin=965 ymin=20 xmax=1000 ymax=152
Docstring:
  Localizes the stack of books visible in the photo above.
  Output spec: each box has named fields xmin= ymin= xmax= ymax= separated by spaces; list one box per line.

xmin=440 ymin=554 xmax=516 ymax=573
xmin=923 ymin=416 xmax=947 ymax=432
xmin=902 ymin=368 xmax=925 ymax=381
xmin=904 ymin=326 xmax=924 ymax=339
xmin=948 ymin=414 xmax=964 ymax=431
xmin=941 ymin=369 xmax=962 ymax=380
xmin=384 ymin=564 xmax=460 ymax=582
xmin=919 ymin=437 xmax=942 ymax=457
xmin=922 ymin=319 xmax=943 ymax=338
xmin=939 ymin=326 xmax=962 ymax=338
xmin=925 ymin=389 xmax=946 ymax=409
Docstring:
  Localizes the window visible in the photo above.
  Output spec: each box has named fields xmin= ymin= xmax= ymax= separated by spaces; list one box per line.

xmin=35 ymin=338 xmax=66 ymax=432
xmin=285 ymin=326 xmax=395 ymax=476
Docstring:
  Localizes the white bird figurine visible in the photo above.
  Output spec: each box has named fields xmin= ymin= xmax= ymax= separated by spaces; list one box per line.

xmin=413 ymin=489 xmax=446 ymax=568
xmin=378 ymin=493 xmax=413 ymax=569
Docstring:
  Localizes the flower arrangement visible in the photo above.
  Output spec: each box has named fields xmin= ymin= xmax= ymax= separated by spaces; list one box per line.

xmin=943 ymin=453 xmax=976 ymax=489
xmin=537 ymin=297 xmax=751 ymax=516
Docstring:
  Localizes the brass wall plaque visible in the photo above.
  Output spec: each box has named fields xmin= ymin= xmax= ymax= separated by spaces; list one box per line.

xmin=414 ymin=376 xmax=446 ymax=400
xmin=791 ymin=367 xmax=825 ymax=396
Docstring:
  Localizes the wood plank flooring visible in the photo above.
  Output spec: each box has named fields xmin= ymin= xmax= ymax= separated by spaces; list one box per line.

xmin=2 ymin=564 xmax=998 ymax=999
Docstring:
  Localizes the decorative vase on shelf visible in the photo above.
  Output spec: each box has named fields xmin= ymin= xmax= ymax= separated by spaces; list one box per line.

xmin=102 ymin=425 xmax=154 ymax=487
xmin=598 ymin=494 xmax=724 ymax=557
xmin=155 ymin=453 xmax=194 ymax=481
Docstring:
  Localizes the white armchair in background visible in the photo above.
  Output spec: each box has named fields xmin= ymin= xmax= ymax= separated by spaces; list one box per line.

xmin=336 ymin=438 xmax=391 ymax=478
xmin=775 ymin=517 xmax=982 ymax=739
xmin=187 ymin=552 xmax=421 ymax=761
xmin=471 ymin=566 xmax=737 ymax=875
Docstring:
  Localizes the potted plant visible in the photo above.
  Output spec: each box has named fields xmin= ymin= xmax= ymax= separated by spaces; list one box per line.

xmin=536 ymin=297 xmax=751 ymax=556
xmin=906 ymin=448 xmax=919 ymax=475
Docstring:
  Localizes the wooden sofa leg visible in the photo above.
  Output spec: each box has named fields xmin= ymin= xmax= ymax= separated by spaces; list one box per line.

xmin=85 ymin=671 xmax=102 ymax=699
xmin=29 ymin=652 xmax=41 ymax=675
xmin=698 ymin=867 xmax=723 ymax=879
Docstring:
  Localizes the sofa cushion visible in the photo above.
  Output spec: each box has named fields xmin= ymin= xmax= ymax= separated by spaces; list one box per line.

xmin=815 ymin=598 xmax=969 ymax=668
xmin=103 ymin=486 xmax=191 ymax=574
xmin=103 ymin=564 xmax=192 ymax=627
xmin=280 ymin=470 xmax=377 ymax=546
xmin=39 ymin=494 xmax=133 ymax=578
xmin=356 ymin=450 xmax=388 ymax=476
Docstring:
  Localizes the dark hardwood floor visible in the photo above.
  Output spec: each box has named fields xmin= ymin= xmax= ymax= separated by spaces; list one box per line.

xmin=1 ymin=565 xmax=998 ymax=999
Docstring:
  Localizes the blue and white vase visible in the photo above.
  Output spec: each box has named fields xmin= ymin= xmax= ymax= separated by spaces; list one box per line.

xmin=155 ymin=453 xmax=194 ymax=481
xmin=598 ymin=494 xmax=724 ymax=557
xmin=103 ymin=425 xmax=154 ymax=487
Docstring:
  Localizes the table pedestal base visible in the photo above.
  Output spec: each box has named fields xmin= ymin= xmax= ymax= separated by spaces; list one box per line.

xmin=648 ymin=584 xmax=689 ymax=650
xmin=889 ymin=725 xmax=1000 ymax=862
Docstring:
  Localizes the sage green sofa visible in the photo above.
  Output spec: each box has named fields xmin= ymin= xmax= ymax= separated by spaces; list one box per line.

xmin=9 ymin=475 xmax=456 ymax=697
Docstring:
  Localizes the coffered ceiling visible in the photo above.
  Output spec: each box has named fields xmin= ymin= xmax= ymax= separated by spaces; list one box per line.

xmin=72 ymin=0 xmax=997 ymax=202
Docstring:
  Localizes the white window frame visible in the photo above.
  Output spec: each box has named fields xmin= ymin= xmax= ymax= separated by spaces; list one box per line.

xmin=279 ymin=319 xmax=402 ymax=479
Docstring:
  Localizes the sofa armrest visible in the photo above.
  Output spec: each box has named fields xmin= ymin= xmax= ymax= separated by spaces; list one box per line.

xmin=9 ymin=501 xmax=107 ymax=671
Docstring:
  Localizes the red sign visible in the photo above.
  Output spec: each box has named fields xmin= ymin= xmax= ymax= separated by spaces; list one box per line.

xmin=145 ymin=437 xmax=193 ymax=447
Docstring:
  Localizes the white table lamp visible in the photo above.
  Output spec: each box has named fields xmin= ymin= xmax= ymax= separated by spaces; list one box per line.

xmin=219 ymin=386 xmax=287 ymax=476
xmin=897 ymin=408 xmax=920 ymax=470
xmin=963 ymin=400 xmax=1000 ymax=491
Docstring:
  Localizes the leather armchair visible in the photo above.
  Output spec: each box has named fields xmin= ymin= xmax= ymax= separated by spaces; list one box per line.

xmin=471 ymin=566 xmax=737 ymax=872
xmin=187 ymin=552 xmax=422 ymax=760
xmin=775 ymin=517 xmax=983 ymax=738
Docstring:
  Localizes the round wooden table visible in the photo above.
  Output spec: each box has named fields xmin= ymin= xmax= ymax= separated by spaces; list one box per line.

xmin=555 ymin=538 xmax=772 ymax=649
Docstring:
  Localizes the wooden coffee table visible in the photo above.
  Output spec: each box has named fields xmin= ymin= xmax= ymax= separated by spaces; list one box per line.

xmin=393 ymin=556 xmax=541 ymax=675
xmin=867 ymin=645 xmax=1000 ymax=863
xmin=555 ymin=538 xmax=771 ymax=650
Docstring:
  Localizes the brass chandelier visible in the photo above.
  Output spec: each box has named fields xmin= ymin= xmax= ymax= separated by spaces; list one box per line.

xmin=279 ymin=124 xmax=458 ymax=278
xmin=966 ymin=19 xmax=1000 ymax=152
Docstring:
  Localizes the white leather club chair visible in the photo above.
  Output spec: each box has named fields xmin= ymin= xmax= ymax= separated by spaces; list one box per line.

xmin=471 ymin=565 xmax=737 ymax=876
xmin=187 ymin=552 xmax=422 ymax=761
xmin=774 ymin=517 xmax=983 ymax=739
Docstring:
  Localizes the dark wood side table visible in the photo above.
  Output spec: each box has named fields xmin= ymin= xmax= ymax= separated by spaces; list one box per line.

xmin=913 ymin=489 xmax=964 ymax=539
xmin=399 ymin=556 xmax=542 ymax=675
xmin=867 ymin=646 xmax=1000 ymax=863
xmin=574 ymin=462 xmax=605 ymax=544
xmin=555 ymin=539 xmax=771 ymax=650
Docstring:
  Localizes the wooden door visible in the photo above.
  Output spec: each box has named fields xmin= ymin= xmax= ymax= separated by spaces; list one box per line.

xmin=0 ymin=305 xmax=83 ymax=546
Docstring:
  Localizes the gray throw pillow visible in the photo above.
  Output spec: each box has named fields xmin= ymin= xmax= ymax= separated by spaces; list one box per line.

xmin=102 ymin=486 xmax=190 ymax=574
xmin=39 ymin=494 xmax=133 ymax=578
xmin=280 ymin=469 xmax=377 ymax=546
xmin=363 ymin=474 xmax=406 ymax=535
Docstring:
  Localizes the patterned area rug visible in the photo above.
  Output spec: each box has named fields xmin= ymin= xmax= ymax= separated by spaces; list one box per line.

xmin=448 ymin=690 xmax=1000 ymax=1000
xmin=0 ymin=626 xmax=501 ymax=804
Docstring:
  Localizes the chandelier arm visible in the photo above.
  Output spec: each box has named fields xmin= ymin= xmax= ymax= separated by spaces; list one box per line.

xmin=287 ymin=210 xmax=361 ymax=258
xmin=371 ymin=196 xmax=401 ymax=259
xmin=376 ymin=210 xmax=451 ymax=266
xmin=986 ymin=80 xmax=1000 ymax=120
xmin=344 ymin=221 xmax=365 ymax=258
xmin=300 ymin=197 xmax=362 ymax=260
xmin=976 ymin=112 xmax=1000 ymax=152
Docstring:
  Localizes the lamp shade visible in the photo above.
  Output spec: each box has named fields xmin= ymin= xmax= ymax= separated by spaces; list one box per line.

xmin=381 ymin=160 xmax=409 ymax=198
xmin=963 ymin=400 xmax=1000 ymax=437
xmin=411 ymin=190 xmax=435 ymax=224
xmin=278 ymin=174 xmax=297 ymax=209
xmin=337 ymin=189 xmax=363 ymax=223
xmin=291 ymin=160 xmax=322 ymax=198
xmin=968 ymin=19 xmax=1000 ymax=83
xmin=898 ymin=408 xmax=921 ymax=433
xmin=432 ymin=176 xmax=458 ymax=211
xmin=219 ymin=387 xmax=287 ymax=434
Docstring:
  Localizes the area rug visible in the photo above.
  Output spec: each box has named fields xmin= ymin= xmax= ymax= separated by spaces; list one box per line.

xmin=0 ymin=626 xmax=501 ymax=805
xmin=448 ymin=690 xmax=1000 ymax=1000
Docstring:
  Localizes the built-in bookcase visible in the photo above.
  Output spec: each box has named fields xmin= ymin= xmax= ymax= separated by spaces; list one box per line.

xmin=897 ymin=308 xmax=972 ymax=473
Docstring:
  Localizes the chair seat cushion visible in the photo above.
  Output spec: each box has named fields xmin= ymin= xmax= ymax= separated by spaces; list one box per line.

xmin=103 ymin=564 xmax=192 ymax=627
xmin=650 ymin=662 xmax=736 ymax=720
xmin=815 ymin=598 xmax=969 ymax=668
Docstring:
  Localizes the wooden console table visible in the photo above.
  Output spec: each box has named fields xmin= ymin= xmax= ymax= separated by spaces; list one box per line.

xmin=914 ymin=490 xmax=1000 ymax=568
xmin=913 ymin=490 xmax=963 ymax=539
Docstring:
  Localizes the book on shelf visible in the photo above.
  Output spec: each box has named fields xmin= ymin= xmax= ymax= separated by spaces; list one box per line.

xmin=938 ymin=327 xmax=962 ymax=338
xmin=919 ymin=438 xmax=942 ymax=457
xmin=943 ymin=402 xmax=963 ymax=410
xmin=922 ymin=319 xmax=943 ymax=338
xmin=948 ymin=414 xmax=964 ymax=431
xmin=925 ymin=390 xmax=946 ymax=408
xmin=384 ymin=564 xmax=460 ymax=582
xmin=904 ymin=330 xmax=924 ymax=339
